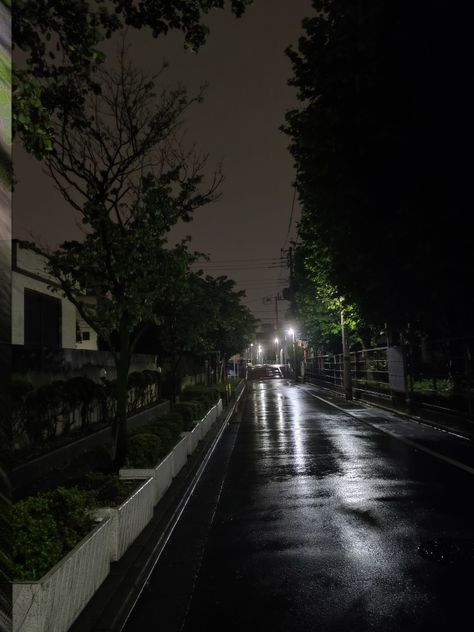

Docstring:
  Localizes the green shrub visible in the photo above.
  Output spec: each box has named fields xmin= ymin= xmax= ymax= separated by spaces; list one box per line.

xmin=69 ymin=472 xmax=138 ymax=506
xmin=13 ymin=487 xmax=95 ymax=581
xmin=153 ymin=423 xmax=179 ymax=453
xmin=126 ymin=433 xmax=162 ymax=468
xmin=158 ymin=413 xmax=184 ymax=433
xmin=228 ymin=377 xmax=242 ymax=393
xmin=62 ymin=376 xmax=104 ymax=429
xmin=181 ymin=384 xmax=219 ymax=407
xmin=21 ymin=382 xmax=64 ymax=444
xmin=127 ymin=413 xmax=184 ymax=456
xmin=172 ymin=402 xmax=201 ymax=429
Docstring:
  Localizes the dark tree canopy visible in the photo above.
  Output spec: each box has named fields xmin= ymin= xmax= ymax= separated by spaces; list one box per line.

xmin=283 ymin=1 xmax=474 ymax=338
xmin=13 ymin=0 xmax=252 ymax=157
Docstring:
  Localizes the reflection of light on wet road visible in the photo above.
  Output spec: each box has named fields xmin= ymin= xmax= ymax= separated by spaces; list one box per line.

xmin=254 ymin=381 xmax=402 ymax=572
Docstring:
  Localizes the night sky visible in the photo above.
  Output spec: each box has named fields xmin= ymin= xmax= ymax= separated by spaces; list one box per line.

xmin=13 ymin=0 xmax=314 ymax=327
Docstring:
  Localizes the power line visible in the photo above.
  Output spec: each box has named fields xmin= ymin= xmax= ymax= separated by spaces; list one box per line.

xmin=191 ymin=257 xmax=284 ymax=265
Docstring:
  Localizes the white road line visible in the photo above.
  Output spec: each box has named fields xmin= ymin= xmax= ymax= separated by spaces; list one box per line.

xmin=300 ymin=387 xmax=474 ymax=476
xmin=301 ymin=382 xmax=471 ymax=441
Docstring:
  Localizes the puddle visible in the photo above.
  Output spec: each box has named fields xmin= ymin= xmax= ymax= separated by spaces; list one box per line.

xmin=418 ymin=539 xmax=474 ymax=565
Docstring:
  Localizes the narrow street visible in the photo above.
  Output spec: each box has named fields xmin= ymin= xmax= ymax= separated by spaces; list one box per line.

xmin=123 ymin=380 xmax=474 ymax=632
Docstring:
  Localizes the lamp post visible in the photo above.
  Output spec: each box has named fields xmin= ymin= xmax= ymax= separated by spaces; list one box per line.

xmin=250 ymin=343 xmax=254 ymax=364
xmin=340 ymin=309 xmax=353 ymax=400
xmin=288 ymin=328 xmax=296 ymax=376
xmin=274 ymin=337 xmax=279 ymax=363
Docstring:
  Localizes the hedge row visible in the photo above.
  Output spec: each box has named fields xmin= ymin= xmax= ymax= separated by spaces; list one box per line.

xmin=125 ymin=380 xmax=242 ymax=469
xmin=11 ymin=370 xmax=162 ymax=447
xmin=12 ymin=474 xmax=139 ymax=581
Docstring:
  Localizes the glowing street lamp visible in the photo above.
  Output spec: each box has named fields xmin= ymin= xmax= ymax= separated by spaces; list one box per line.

xmin=274 ymin=337 xmax=279 ymax=363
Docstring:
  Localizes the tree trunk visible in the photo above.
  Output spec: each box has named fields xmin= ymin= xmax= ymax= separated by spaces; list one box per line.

xmin=112 ymin=321 xmax=131 ymax=469
xmin=169 ymin=354 xmax=181 ymax=405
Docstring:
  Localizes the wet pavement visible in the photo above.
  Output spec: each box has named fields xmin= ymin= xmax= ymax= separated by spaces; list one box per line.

xmin=123 ymin=380 xmax=474 ymax=632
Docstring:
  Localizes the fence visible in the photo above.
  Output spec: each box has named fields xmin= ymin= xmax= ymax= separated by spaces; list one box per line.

xmin=304 ymin=337 xmax=474 ymax=420
xmin=304 ymin=348 xmax=391 ymax=398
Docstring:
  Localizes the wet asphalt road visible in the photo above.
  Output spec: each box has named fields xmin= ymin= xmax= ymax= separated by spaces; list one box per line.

xmin=124 ymin=380 xmax=474 ymax=632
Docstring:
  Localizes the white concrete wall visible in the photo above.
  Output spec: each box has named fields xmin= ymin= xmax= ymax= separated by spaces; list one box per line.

xmin=111 ymin=478 xmax=155 ymax=561
xmin=13 ymin=518 xmax=114 ymax=632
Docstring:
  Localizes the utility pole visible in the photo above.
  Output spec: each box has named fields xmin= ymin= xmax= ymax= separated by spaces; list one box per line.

xmin=275 ymin=295 xmax=279 ymax=330
xmin=340 ymin=309 xmax=353 ymax=400
xmin=288 ymin=246 xmax=294 ymax=294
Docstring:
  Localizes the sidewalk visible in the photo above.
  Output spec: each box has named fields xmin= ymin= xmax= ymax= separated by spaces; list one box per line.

xmin=301 ymin=379 xmax=474 ymax=441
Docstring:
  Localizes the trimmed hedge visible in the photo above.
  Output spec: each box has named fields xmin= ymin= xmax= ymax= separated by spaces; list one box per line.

xmin=12 ymin=369 xmax=163 ymax=449
xmin=13 ymin=487 xmax=95 ymax=581
xmin=172 ymin=401 xmax=203 ymax=429
xmin=69 ymin=472 xmax=138 ymax=506
xmin=180 ymin=384 xmax=220 ymax=408
xmin=12 ymin=474 xmax=142 ymax=581
xmin=126 ymin=433 xmax=163 ymax=468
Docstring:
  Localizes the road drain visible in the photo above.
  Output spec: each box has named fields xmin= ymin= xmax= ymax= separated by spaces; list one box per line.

xmin=418 ymin=539 xmax=474 ymax=565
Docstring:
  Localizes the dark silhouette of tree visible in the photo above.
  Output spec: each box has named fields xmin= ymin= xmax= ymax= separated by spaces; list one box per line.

xmin=22 ymin=56 xmax=222 ymax=467
xmin=283 ymin=1 xmax=474 ymax=338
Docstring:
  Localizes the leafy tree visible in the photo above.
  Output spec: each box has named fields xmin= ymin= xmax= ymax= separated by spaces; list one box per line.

xmin=14 ymin=0 xmax=251 ymax=158
xmin=283 ymin=1 xmax=474 ymax=338
xmin=150 ymin=270 xmax=257 ymax=397
xmin=22 ymin=57 xmax=221 ymax=467
xmin=291 ymin=243 xmax=378 ymax=355
xmin=199 ymin=275 xmax=257 ymax=381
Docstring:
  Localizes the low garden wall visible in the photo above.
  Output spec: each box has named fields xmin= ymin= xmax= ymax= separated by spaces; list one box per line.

xmin=13 ymin=398 xmax=226 ymax=632
xmin=13 ymin=517 xmax=114 ymax=632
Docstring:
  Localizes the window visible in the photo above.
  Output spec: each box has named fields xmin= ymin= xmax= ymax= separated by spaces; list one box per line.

xmin=82 ymin=331 xmax=91 ymax=341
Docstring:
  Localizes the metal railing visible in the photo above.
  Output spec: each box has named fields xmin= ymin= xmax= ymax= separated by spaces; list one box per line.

xmin=304 ymin=338 xmax=474 ymax=420
xmin=304 ymin=348 xmax=391 ymax=397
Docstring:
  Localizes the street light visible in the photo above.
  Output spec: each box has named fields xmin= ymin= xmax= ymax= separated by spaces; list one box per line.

xmin=340 ymin=309 xmax=353 ymax=400
xmin=258 ymin=344 xmax=263 ymax=364
xmin=274 ymin=337 xmax=279 ymax=363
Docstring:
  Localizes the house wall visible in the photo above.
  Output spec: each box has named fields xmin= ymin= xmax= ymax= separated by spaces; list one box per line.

xmin=12 ymin=243 xmax=93 ymax=350
xmin=75 ymin=314 xmax=98 ymax=351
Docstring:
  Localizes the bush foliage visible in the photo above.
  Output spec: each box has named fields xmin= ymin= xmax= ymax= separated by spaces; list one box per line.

xmin=126 ymin=433 xmax=163 ymax=468
xmin=13 ymin=487 xmax=95 ymax=581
